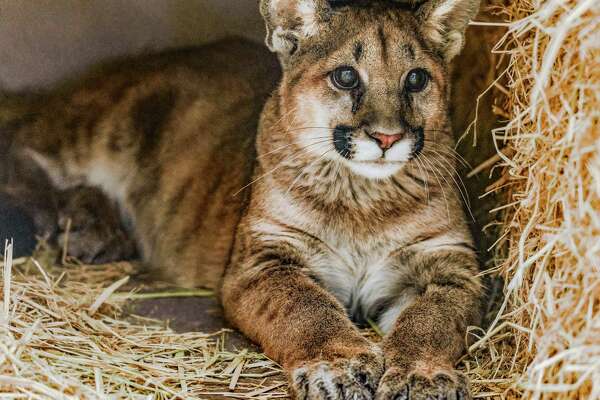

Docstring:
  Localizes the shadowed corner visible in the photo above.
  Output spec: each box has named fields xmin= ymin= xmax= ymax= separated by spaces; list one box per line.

xmin=0 ymin=197 xmax=36 ymax=258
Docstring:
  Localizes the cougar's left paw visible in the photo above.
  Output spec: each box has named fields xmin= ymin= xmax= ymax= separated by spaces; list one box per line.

xmin=56 ymin=187 xmax=136 ymax=264
xmin=291 ymin=347 xmax=384 ymax=400
xmin=376 ymin=368 xmax=470 ymax=400
xmin=57 ymin=205 xmax=136 ymax=264
xmin=58 ymin=226 xmax=136 ymax=264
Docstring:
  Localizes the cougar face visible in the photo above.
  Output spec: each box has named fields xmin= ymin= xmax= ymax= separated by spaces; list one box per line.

xmin=273 ymin=4 xmax=452 ymax=180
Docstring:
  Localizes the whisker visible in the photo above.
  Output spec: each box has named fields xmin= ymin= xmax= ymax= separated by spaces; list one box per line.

xmin=273 ymin=106 xmax=299 ymax=133
xmin=233 ymin=161 xmax=288 ymax=197
xmin=424 ymin=147 xmax=468 ymax=176
xmin=258 ymin=137 xmax=332 ymax=159
xmin=234 ymin=137 xmax=344 ymax=197
xmin=283 ymin=126 xmax=335 ymax=133
xmin=285 ymin=146 xmax=333 ymax=195
xmin=423 ymin=141 xmax=471 ymax=169
xmin=390 ymin=176 xmax=420 ymax=202
xmin=427 ymin=154 xmax=475 ymax=222
xmin=418 ymin=154 xmax=451 ymax=221
xmin=233 ymin=140 xmax=332 ymax=196
xmin=411 ymin=158 xmax=431 ymax=205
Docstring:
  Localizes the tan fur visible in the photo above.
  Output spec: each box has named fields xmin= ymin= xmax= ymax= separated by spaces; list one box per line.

xmin=1 ymin=1 xmax=483 ymax=399
xmin=3 ymin=39 xmax=280 ymax=288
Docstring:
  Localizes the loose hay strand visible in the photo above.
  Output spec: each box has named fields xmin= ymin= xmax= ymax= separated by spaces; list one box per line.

xmin=2 ymin=239 xmax=13 ymax=324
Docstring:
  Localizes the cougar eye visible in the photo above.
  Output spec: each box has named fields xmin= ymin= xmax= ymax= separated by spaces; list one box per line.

xmin=405 ymin=68 xmax=429 ymax=92
xmin=331 ymin=66 xmax=360 ymax=90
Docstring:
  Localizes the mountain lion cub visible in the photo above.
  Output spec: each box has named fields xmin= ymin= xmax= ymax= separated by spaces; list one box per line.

xmin=2 ymin=0 xmax=482 ymax=398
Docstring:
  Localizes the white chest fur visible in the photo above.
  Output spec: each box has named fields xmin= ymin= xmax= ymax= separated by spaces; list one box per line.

xmin=257 ymin=187 xmax=418 ymax=333
xmin=306 ymin=235 xmax=415 ymax=332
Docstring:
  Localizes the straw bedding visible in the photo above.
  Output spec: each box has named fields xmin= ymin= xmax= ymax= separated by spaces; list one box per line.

xmin=463 ymin=0 xmax=599 ymax=398
xmin=1 ymin=0 xmax=598 ymax=398
xmin=0 ymin=243 xmax=288 ymax=399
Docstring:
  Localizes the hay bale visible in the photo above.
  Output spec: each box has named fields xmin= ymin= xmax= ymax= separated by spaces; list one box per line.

xmin=467 ymin=0 xmax=599 ymax=399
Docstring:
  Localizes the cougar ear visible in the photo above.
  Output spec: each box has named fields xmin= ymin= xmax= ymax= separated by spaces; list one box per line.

xmin=415 ymin=0 xmax=480 ymax=60
xmin=260 ymin=0 xmax=332 ymax=61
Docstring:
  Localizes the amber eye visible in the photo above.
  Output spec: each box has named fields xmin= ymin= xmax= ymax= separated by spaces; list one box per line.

xmin=405 ymin=68 xmax=429 ymax=92
xmin=331 ymin=66 xmax=360 ymax=90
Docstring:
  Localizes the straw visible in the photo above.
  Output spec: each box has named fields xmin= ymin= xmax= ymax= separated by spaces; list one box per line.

xmin=0 ymin=244 xmax=287 ymax=399
xmin=462 ymin=0 xmax=600 ymax=398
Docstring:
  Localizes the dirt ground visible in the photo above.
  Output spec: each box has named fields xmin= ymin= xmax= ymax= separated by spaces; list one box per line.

xmin=131 ymin=295 xmax=259 ymax=352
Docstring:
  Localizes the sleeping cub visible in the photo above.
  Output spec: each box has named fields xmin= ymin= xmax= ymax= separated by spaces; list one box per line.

xmin=2 ymin=0 xmax=482 ymax=398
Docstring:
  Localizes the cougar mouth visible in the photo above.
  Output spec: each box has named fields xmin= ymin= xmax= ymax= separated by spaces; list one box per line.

xmin=333 ymin=124 xmax=424 ymax=161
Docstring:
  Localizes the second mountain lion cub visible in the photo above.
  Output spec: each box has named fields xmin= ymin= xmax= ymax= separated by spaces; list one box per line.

xmin=2 ymin=0 xmax=482 ymax=398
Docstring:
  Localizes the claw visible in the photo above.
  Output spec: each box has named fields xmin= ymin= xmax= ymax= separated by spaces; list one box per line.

xmin=393 ymin=384 xmax=409 ymax=400
xmin=377 ymin=369 xmax=470 ymax=400
xmin=291 ymin=352 xmax=384 ymax=400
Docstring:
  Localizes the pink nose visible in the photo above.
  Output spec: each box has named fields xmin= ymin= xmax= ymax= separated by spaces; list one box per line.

xmin=368 ymin=131 xmax=404 ymax=150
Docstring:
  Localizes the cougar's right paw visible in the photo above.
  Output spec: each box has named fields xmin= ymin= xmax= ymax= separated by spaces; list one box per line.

xmin=290 ymin=347 xmax=384 ymax=400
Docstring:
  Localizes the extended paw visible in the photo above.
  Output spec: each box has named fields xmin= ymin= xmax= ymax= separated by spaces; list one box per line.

xmin=291 ymin=348 xmax=384 ymax=400
xmin=376 ymin=368 xmax=470 ymax=400
xmin=57 ymin=225 xmax=135 ymax=264
xmin=57 ymin=187 xmax=136 ymax=264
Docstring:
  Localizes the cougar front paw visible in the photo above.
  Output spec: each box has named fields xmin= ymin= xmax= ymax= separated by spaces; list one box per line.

xmin=291 ymin=348 xmax=384 ymax=400
xmin=376 ymin=368 xmax=470 ymax=400
xmin=56 ymin=187 xmax=136 ymax=264
xmin=57 ymin=225 xmax=135 ymax=264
